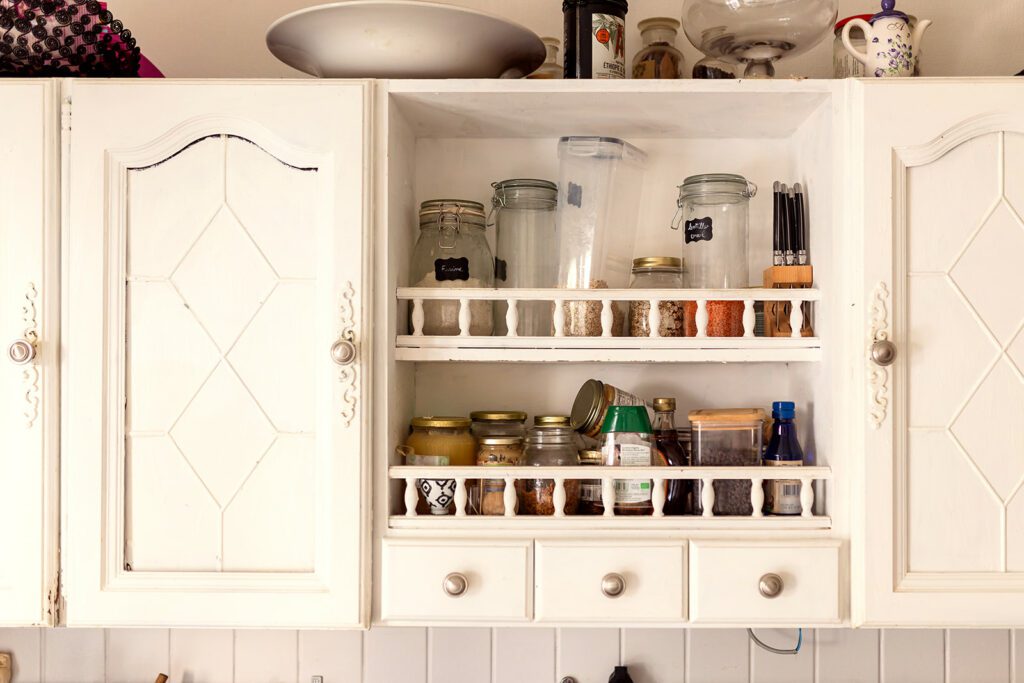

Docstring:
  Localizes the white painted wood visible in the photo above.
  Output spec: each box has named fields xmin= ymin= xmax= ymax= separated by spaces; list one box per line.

xmin=689 ymin=541 xmax=841 ymax=625
xmin=880 ymin=630 xmax=945 ymax=683
xmin=816 ymin=629 xmax=880 ymax=683
xmin=686 ymin=629 xmax=749 ymax=683
xmin=557 ymin=628 xmax=620 ymax=683
xmin=399 ymin=287 xmax=823 ymax=301
xmin=856 ymin=80 xmax=1024 ymax=626
xmin=0 ymin=628 xmax=41 ymax=683
xmin=62 ymin=80 xmax=371 ymax=627
xmin=948 ymin=630 xmax=1012 ymax=683
xmin=0 ymin=81 xmax=60 ymax=627
xmin=234 ymin=630 xmax=297 ymax=683
xmin=380 ymin=540 xmax=532 ymax=623
xmin=105 ymin=629 xmax=169 ymax=683
xmin=493 ymin=628 xmax=555 ymax=683
xmin=621 ymin=629 xmax=684 ymax=683
xmin=169 ymin=629 xmax=233 ymax=683
xmin=534 ymin=542 xmax=687 ymax=624
xmin=298 ymin=630 xmax=363 ymax=683
xmin=364 ymin=627 xmax=427 ymax=683
xmin=750 ymin=629 xmax=813 ymax=683
xmin=42 ymin=629 xmax=104 ymax=683
xmin=428 ymin=628 xmax=491 ymax=683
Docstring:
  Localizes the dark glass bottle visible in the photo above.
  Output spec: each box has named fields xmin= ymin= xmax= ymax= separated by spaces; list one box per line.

xmin=653 ymin=398 xmax=691 ymax=515
xmin=609 ymin=666 xmax=635 ymax=683
xmin=563 ymin=0 xmax=628 ymax=79
xmin=762 ymin=401 xmax=804 ymax=515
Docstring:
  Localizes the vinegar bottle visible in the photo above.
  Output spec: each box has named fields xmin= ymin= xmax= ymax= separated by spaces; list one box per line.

xmin=653 ymin=398 xmax=691 ymax=515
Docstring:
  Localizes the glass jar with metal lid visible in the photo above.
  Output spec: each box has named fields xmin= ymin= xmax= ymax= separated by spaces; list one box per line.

xmin=404 ymin=416 xmax=476 ymax=467
xmin=521 ymin=424 xmax=580 ymax=515
xmin=471 ymin=411 xmax=528 ymax=440
xmin=410 ymin=199 xmax=494 ymax=336
xmin=491 ymin=179 xmax=559 ymax=336
xmin=534 ymin=414 xmax=572 ymax=427
xmin=671 ymin=174 xmax=755 ymax=338
xmin=577 ymin=449 xmax=605 ymax=515
xmin=628 ymin=256 xmax=687 ymax=337
xmin=571 ymin=379 xmax=647 ymax=439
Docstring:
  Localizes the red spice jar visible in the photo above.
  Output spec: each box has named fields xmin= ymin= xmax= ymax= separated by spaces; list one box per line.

xmin=682 ymin=300 xmax=745 ymax=337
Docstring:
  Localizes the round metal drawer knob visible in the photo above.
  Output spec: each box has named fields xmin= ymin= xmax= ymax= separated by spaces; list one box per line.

xmin=870 ymin=340 xmax=896 ymax=367
xmin=330 ymin=339 xmax=357 ymax=366
xmin=758 ymin=573 xmax=784 ymax=599
xmin=7 ymin=339 xmax=35 ymax=366
xmin=442 ymin=572 xmax=468 ymax=598
xmin=601 ymin=572 xmax=626 ymax=598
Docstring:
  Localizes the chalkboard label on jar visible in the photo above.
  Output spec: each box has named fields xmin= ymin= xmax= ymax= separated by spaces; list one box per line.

xmin=494 ymin=257 xmax=508 ymax=282
xmin=434 ymin=257 xmax=470 ymax=281
xmin=684 ymin=217 xmax=714 ymax=244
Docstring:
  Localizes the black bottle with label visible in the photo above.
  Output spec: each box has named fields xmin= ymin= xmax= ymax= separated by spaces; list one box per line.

xmin=563 ymin=0 xmax=628 ymax=79
xmin=609 ymin=666 xmax=635 ymax=683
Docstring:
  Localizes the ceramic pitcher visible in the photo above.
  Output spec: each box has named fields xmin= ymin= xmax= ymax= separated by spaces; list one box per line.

xmin=841 ymin=0 xmax=931 ymax=77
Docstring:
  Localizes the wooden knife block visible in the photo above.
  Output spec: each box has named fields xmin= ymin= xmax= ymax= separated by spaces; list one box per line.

xmin=762 ymin=265 xmax=814 ymax=337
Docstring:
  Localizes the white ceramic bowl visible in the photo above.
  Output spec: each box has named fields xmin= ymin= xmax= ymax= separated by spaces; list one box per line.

xmin=267 ymin=0 xmax=547 ymax=79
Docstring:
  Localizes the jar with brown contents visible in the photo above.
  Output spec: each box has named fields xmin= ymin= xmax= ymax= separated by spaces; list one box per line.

xmin=475 ymin=436 xmax=524 ymax=516
xmin=521 ymin=424 xmax=580 ymax=515
xmin=628 ymin=256 xmax=687 ymax=337
xmin=576 ymin=449 xmax=605 ymax=515
xmin=571 ymin=379 xmax=647 ymax=439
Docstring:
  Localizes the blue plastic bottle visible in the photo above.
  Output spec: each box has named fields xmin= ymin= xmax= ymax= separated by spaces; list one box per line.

xmin=762 ymin=401 xmax=804 ymax=515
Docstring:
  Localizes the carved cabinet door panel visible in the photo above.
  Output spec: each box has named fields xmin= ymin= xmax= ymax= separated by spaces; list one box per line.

xmin=856 ymin=80 xmax=1024 ymax=626
xmin=62 ymin=81 xmax=370 ymax=627
xmin=0 ymin=81 xmax=59 ymax=626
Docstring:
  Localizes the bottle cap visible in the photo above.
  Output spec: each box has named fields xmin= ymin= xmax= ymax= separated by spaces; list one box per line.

xmin=772 ymin=401 xmax=796 ymax=419
xmin=653 ymin=397 xmax=676 ymax=412
xmin=600 ymin=405 xmax=652 ymax=434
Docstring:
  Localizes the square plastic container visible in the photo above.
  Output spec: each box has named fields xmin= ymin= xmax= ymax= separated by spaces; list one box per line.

xmin=689 ymin=408 xmax=766 ymax=516
xmin=556 ymin=136 xmax=647 ymax=292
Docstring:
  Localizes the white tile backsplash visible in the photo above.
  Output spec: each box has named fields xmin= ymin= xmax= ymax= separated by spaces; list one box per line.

xmin=0 ymin=626 xmax=1015 ymax=683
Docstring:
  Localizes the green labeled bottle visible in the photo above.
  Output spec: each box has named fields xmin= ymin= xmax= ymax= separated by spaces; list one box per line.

xmin=600 ymin=405 xmax=657 ymax=516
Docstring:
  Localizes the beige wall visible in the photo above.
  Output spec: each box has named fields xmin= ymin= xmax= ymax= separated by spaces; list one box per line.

xmin=117 ymin=0 xmax=1023 ymax=79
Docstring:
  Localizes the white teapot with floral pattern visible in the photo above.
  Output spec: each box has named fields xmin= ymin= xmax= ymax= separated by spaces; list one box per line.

xmin=841 ymin=0 xmax=930 ymax=77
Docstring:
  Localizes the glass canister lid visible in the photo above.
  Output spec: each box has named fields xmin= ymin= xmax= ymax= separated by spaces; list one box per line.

xmin=418 ymin=199 xmax=486 ymax=227
xmin=534 ymin=415 xmax=572 ymax=427
xmin=411 ymin=416 xmax=472 ymax=429
xmin=632 ymin=256 xmax=683 ymax=272
xmin=677 ymin=173 xmax=757 ymax=202
xmin=491 ymin=179 xmax=557 ymax=205
xmin=471 ymin=410 xmax=528 ymax=423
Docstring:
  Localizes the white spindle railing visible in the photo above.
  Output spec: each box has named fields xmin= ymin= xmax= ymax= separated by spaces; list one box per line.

xmin=390 ymin=466 xmax=831 ymax=524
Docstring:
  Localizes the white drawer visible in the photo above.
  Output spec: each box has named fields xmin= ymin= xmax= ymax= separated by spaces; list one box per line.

xmin=380 ymin=539 xmax=532 ymax=623
xmin=535 ymin=541 xmax=687 ymax=623
xmin=689 ymin=540 xmax=842 ymax=625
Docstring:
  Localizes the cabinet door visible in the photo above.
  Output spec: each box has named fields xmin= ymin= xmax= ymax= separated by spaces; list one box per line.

xmin=63 ymin=81 xmax=371 ymax=627
xmin=0 ymin=81 xmax=59 ymax=626
xmin=857 ymin=80 xmax=1024 ymax=626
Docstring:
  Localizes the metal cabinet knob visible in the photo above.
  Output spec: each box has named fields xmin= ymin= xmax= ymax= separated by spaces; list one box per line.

xmin=870 ymin=340 xmax=896 ymax=367
xmin=7 ymin=339 xmax=35 ymax=365
xmin=330 ymin=339 xmax=356 ymax=366
xmin=758 ymin=573 xmax=784 ymax=599
xmin=601 ymin=573 xmax=626 ymax=598
xmin=442 ymin=572 xmax=468 ymax=598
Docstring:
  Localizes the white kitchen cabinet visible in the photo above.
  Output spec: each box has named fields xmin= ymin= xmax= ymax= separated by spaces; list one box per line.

xmin=854 ymin=80 xmax=1024 ymax=626
xmin=0 ymin=81 xmax=60 ymax=626
xmin=61 ymin=80 xmax=371 ymax=627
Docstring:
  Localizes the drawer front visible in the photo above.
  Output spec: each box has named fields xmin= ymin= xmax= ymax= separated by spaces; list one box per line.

xmin=535 ymin=542 xmax=687 ymax=623
xmin=380 ymin=539 xmax=532 ymax=623
xmin=689 ymin=541 xmax=842 ymax=625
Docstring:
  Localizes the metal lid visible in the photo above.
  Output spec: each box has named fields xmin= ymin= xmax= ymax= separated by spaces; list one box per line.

xmin=570 ymin=379 xmax=605 ymax=432
xmin=411 ymin=416 xmax=471 ymax=429
xmin=479 ymin=436 xmax=524 ymax=446
xmin=491 ymin=179 xmax=558 ymax=210
xmin=579 ymin=450 xmax=604 ymax=464
xmin=471 ymin=411 xmax=528 ymax=423
xmin=678 ymin=173 xmax=756 ymax=202
xmin=632 ymin=256 xmax=683 ymax=272
xmin=492 ymin=179 xmax=557 ymax=193
xmin=653 ymin=397 xmax=676 ymax=412
xmin=534 ymin=415 xmax=572 ymax=427
xmin=418 ymin=199 xmax=487 ymax=224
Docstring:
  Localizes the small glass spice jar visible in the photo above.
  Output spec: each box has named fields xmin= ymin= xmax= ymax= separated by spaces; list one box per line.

xmin=632 ymin=17 xmax=685 ymax=79
xmin=521 ymin=424 xmax=580 ymax=516
xmin=628 ymin=256 xmax=687 ymax=337
xmin=470 ymin=411 xmax=528 ymax=440
xmin=475 ymin=436 xmax=524 ymax=516
xmin=577 ymin=449 xmax=605 ymax=515
xmin=409 ymin=199 xmax=494 ymax=336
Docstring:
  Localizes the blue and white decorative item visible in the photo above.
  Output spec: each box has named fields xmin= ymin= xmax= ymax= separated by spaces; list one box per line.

xmin=840 ymin=0 xmax=931 ymax=77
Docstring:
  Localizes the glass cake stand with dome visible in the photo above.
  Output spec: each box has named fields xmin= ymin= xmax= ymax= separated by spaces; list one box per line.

xmin=681 ymin=0 xmax=837 ymax=78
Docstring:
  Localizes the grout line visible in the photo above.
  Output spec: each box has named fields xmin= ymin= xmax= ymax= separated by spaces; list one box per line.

xmin=618 ymin=628 xmax=624 ymax=666
xmin=425 ymin=627 xmax=433 ymax=683
xmin=944 ymin=629 xmax=951 ymax=683
xmin=812 ymin=628 xmax=820 ymax=683
xmin=37 ymin=627 xmax=43 ymax=683
xmin=1010 ymin=629 xmax=1017 ymax=683
xmin=554 ymin=627 xmax=561 ymax=680
xmin=360 ymin=628 xmax=367 ymax=683
xmin=103 ymin=628 xmax=108 ymax=683
xmin=232 ymin=630 xmax=237 ymax=683
xmin=167 ymin=628 xmax=172 ymax=679
xmin=295 ymin=630 xmax=300 ymax=683
xmin=684 ymin=628 xmax=691 ymax=683
xmin=748 ymin=630 xmax=755 ymax=683
xmin=490 ymin=628 xmax=497 ymax=683
xmin=878 ymin=630 xmax=884 ymax=683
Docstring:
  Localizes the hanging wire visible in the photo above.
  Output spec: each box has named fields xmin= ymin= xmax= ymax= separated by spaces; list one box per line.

xmin=747 ymin=628 xmax=803 ymax=655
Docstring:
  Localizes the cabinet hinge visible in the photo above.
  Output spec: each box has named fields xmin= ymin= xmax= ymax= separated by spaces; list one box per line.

xmin=60 ymin=96 xmax=71 ymax=133
xmin=46 ymin=571 xmax=64 ymax=625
